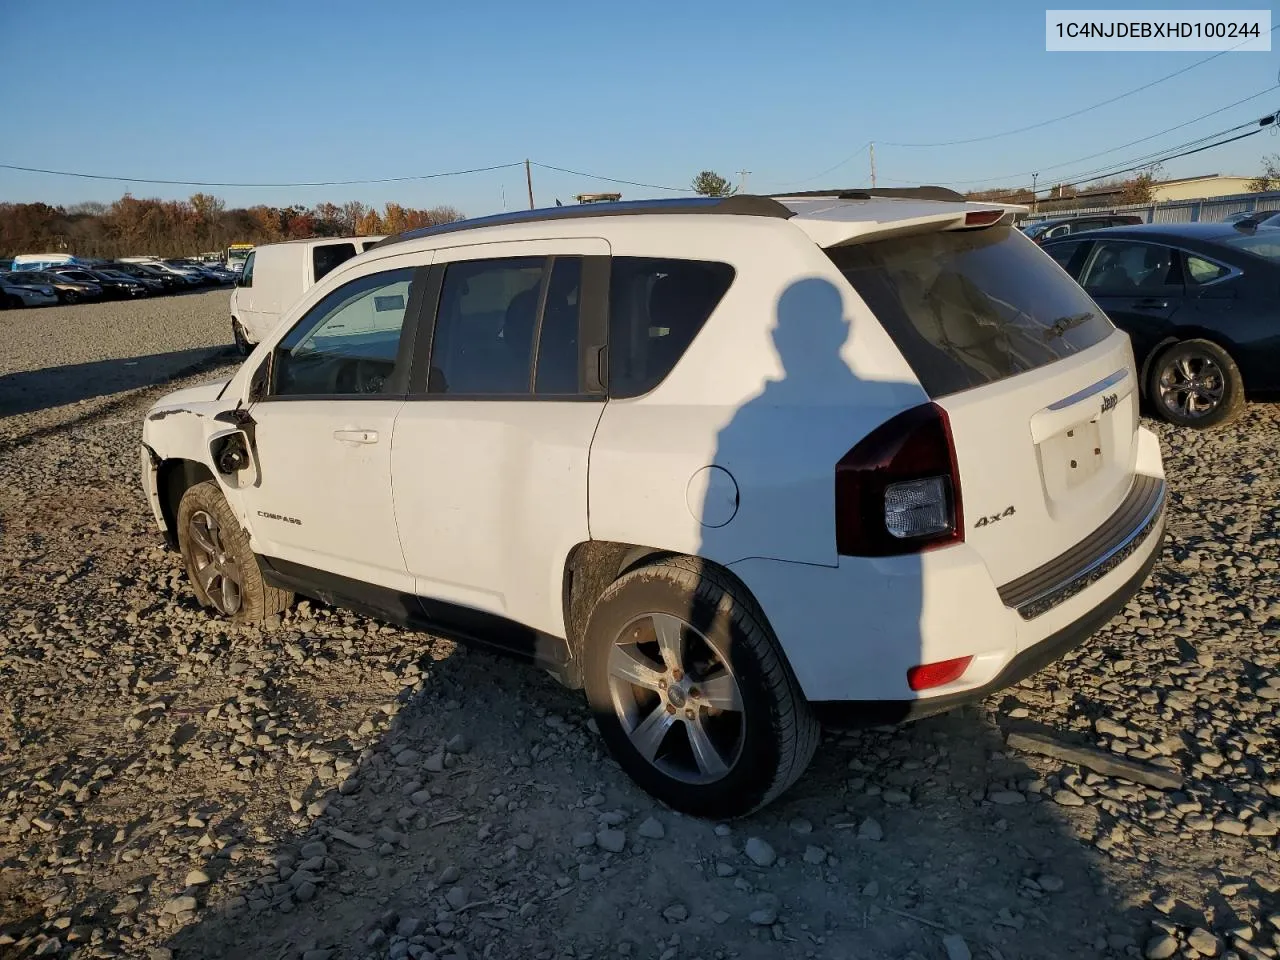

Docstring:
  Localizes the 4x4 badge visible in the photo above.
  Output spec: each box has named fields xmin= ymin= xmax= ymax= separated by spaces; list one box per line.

xmin=974 ymin=506 xmax=1016 ymax=528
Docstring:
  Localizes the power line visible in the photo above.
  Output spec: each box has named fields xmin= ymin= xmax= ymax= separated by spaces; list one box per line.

xmin=0 ymin=160 xmax=525 ymax=188
xmin=891 ymin=86 xmax=1280 ymax=189
xmin=529 ymin=162 xmax=690 ymax=192
xmin=988 ymin=124 xmax=1271 ymax=204
xmin=880 ymin=25 xmax=1278 ymax=148
xmin=772 ymin=24 xmax=1278 ymax=186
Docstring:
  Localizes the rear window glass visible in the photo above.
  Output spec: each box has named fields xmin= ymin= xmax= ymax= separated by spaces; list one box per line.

xmin=312 ymin=243 xmax=358 ymax=281
xmin=829 ymin=226 xmax=1114 ymax=397
xmin=1219 ymin=231 xmax=1280 ymax=262
xmin=608 ymin=258 xmax=735 ymax=398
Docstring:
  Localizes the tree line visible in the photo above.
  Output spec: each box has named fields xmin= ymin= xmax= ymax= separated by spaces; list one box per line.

xmin=0 ymin=193 xmax=465 ymax=259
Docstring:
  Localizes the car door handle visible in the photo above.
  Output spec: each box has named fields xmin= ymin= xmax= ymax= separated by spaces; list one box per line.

xmin=1133 ymin=299 xmax=1169 ymax=310
xmin=333 ymin=429 xmax=378 ymax=444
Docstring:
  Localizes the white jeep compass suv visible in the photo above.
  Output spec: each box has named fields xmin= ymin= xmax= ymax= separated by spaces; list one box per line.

xmin=140 ymin=190 xmax=1167 ymax=817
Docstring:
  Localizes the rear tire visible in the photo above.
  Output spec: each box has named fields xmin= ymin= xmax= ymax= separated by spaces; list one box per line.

xmin=1147 ymin=339 xmax=1244 ymax=429
xmin=583 ymin=556 xmax=819 ymax=818
xmin=176 ymin=481 xmax=292 ymax=624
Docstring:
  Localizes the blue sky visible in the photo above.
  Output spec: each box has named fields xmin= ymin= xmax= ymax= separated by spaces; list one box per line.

xmin=0 ymin=0 xmax=1275 ymax=216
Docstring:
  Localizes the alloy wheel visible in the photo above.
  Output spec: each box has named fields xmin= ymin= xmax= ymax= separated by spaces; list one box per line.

xmin=186 ymin=509 xmax=243 ymax=615
xmin=1158 ymin=352 xmax=1225 ymax=419
xmin=607 ymin=612 xmax=745 ymax=784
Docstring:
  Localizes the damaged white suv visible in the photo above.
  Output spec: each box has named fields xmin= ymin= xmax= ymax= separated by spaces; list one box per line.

xmin=140 ymin=190 xmax=1166 ymax=817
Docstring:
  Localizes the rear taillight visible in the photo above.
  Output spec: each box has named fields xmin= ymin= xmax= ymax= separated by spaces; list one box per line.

xmin=835 ymin=402 xmax=963 ymax=557
xmin=963 ymin=209 xmax=1004 ymax=227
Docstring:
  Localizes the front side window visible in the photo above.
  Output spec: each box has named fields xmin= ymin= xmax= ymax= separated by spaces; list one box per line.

xmin=270 ymin=267 xmax=417 ymax=398
xmin=312 ymin=243 xmax=357 ymax=282
xmin=607 ymin=258 xmax=734 ymax=398
xmin=239 ymin=252 xmax=255 ymax=288
xmin=1079 ymin=241 xmax=1183 ymax=297
xmin=1044 ymin=240 xmax=1085 ymax=272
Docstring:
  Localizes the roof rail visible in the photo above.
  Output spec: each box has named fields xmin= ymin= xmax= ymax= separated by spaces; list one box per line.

xmin=372 ymin=194 xmax=796 ymax=250
xmin=771 ymin=186 xmax=968 ymax=203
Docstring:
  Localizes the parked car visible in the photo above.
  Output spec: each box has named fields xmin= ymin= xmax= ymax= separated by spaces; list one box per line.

xmin=140 ymin=192 xmax=1167 ymax=816
xmin=1041 ymin=221 xmax=1280 ymax=428
xmin=1021 ymin=214 xmax=1144 ymax=244
xmin=108 ymin=262 xmax=186 ymax=293
xmin=7 ymin=269 xmax=103 ymax=303
xmin=1221 ymin=210 xmax=1280 ymax=227
xmin=229 ymin=236 xmax=386 ymax=352
xmin=0 ymin=275 xmax=60 ymax=307
xmin=51 ymin=267 xmax=148 ymax=299
xmin=118 ymin=258 xmax=205 ymax=286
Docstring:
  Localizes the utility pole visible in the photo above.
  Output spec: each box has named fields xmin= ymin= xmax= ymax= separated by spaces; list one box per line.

xmin=525 ymin=159 xmax=535 ymax=210
xmin=735 ymin=169 xmax=751 ymax=194
xmin=1032 ymin=172 xmax=1039 ymax=214
xmin=869 ymin=143 xmax=876 ymax=188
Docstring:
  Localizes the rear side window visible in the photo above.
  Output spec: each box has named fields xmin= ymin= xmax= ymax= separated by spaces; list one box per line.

xmin=608 ymin=258 xmax=734 ymax=398
xmin=312 ymin=242 xmax=357 ymax=282
xmin=1044 ymin=240 xmax=1085 ymax=272
xmin=830 ymin=226 xmax=1114 ymax=398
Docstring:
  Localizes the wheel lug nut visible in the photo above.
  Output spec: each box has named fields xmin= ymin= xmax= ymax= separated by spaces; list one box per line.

xmin=684 ymin=708 xmax=694 ymax=718
xmin=665 ymin=704 xmax=676 ymax=715
xmin=672 ymin=669 xmax=684 ymax=681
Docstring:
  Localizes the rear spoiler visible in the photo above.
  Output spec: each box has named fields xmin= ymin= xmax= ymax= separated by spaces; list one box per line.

xmin=784 ymin=199 xmax=1030 ymax=248
xmin=771 ymin=186 xmax=968 ymax=203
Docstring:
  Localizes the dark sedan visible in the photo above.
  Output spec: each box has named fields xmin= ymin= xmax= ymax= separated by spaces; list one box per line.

xmin=3 ymin=270 xmax=103 ymax=303
xmin=1042 ymin=221 xmax=1280 ymax=428
xmin=107 ymin=262 xmax=185 ymax=293
xmin=51 ymin=267 xmax=149 ymax=299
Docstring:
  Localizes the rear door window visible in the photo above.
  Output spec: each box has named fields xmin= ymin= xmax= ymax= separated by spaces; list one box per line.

xmin=607 ymin=258 xmax=734 ymax=398
xmin=1079 ymin=241 xmax=1183 ymax=297
xmin=312 ymin=243 xmax=358 ymax=282
xmin=830 ymin=225 xmax=1114 ymax=398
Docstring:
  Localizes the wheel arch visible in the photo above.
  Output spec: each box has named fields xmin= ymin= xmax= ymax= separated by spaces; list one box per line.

xmin=157 ymin=458 xmax=215 ymax=549
xmin=559 ymin=540 xmax=778 ymax=690
xmin=1140 ymin=328 xmax=1246 ymax=396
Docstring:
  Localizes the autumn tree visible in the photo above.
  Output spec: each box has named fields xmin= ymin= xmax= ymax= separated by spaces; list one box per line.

xmin=1248 ymin=154 xmax=1280 ymax=192
xmin=691 ymin=170 xmax=735 ymax=197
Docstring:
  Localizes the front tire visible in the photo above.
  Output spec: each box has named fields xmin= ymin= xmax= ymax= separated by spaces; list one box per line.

xmin=583 ymin=557 xmax=819 ymax=818
xmin=176 ymin=481 xmax=292 ymax=623
xmin=232 ymin=320 xmax=252 ymax=356
xmin=1148 ymin=339 xmax=1244 ymax=429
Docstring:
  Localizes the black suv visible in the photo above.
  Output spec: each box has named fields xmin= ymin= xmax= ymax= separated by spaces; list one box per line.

xmin=1021 ymin=214 xmax=1144 ymax=244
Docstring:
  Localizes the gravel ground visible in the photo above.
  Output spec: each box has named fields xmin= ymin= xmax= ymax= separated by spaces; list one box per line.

xmin=1 ymin=295 xmax=1278 ymax=960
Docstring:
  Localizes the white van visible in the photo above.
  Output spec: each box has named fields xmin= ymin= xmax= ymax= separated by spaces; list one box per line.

xmin=229 ymin=236 xmax=385 ymax=352
xmin=12 ymin=253 xmax=89 ymax=271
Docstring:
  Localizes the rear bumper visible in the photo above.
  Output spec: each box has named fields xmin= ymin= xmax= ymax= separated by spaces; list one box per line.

xmin=811 ymin=528 xmax=1162 ymax=726
xmin=729 ymin=431 xmax=1166 ymax=709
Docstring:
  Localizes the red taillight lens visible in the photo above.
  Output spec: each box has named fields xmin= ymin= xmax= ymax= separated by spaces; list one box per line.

xmin=964 ymin=210 xmax=1004 ymax=227
xmin=835 ymin=402 xmax=963 ymax=557
xmin=907 ymin=656 xmax=973 ymax=691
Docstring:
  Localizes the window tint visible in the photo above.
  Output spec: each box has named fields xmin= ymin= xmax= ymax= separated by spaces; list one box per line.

xmin=1185 ymin=254 xmax=1231 ymax=285
xmin=271 ymin=267 xmax=417 ymax=398
xmin=1044 ymin=240 xmax=1085 ymax=272
xmin=1080 ymin=241 xmax=1183 ymax=296
xmin=534 ymin=257 xmax=583 ymax=394
xmin=312 ymin=243 xmax=357 ymax=282
xmin=239 ymin=251 xmax=254 ymax=288
xmin=830 ymin=226 xmax=1114 ymax=398
xmin=607 ymin=258 xmax=734 ymax=398
xmin=428 ymin=258 xmax=545 ymax=395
